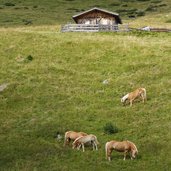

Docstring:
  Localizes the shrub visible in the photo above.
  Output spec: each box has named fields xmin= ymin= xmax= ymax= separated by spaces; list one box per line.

xmin=165 ymin=19 xmax=171 ymax=23
xmin=103 ymin=122 xmax=119 ymax=134
xmin=146 ymin=5 xmax=157 ymax=11
xmin=33 ymin=5 xmax=38 ymax=8
xmin=110 ymin=2 xmax=120 ymax=6
xmin=122 ymin=4 xmax=128 ymax=7
xmin=158 ymin=4 xmax=167 ymax=7
xmin=67 ymin=8 xmax=78 ymax=11
xmin=4 ymin=2 xmax=15 ymax=6
xmin=136 ymin=0 xmax=150 ymax=1
xmin=3 ymin=19 xmax=13 ymax=22
xmin=26 ymin=55 xmax=33 ymax=61
xmin=136 ymin=10 xmax=145 ymax=16
xmin=22 ymin=19 xmax=32 ymax=25
xmin=24 ymin=6 xmax=29 ymax=9
xmin=151 ymin=0 xmax=162 ymax=3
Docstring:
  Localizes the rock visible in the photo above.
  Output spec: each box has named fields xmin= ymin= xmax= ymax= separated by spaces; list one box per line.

xmin=0 ymin=83 xmax=9 ymax=92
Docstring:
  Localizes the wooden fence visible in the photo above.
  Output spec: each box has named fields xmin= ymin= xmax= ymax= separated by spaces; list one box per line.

xmin=61 ymin=24 xmax=129 ymax=32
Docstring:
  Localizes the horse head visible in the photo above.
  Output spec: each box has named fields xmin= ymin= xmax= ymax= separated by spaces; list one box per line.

xmin=131 ymin=144 xmax=138 ymax=159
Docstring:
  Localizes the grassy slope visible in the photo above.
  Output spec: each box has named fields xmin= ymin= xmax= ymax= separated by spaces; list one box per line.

xmin=0 ymin=24 xmax=171 ymax=170
xmin=0 ymin=0 xmax=171 ymax=26
xmin=0 ymin=0 xmax=171 ymax=170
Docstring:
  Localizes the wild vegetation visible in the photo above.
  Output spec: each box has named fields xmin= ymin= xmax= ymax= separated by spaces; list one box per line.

xmin=0 ymin=0 xmax=171 ymax=171
xmin=0 ymin=0 xmax=171 ymax=26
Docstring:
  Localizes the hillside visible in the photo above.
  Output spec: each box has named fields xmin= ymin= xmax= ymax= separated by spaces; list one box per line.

xmin=0 ymin=0 xmax=171 ymax=170
xmin=0 ymin=0 xmax=171 ymax=26
xmin=0 ymin=24 xmax=171 ymax=170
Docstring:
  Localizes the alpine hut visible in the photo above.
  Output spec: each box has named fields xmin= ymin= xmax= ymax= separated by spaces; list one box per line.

xmin=72 ymin=7 xmax=122 ymax=25
xmin=61 ymin=7 xmax=128 ymax=32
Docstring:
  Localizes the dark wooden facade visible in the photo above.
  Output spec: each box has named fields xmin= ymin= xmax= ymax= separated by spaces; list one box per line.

xmin=72 ymin=7 xmax=122 ymax=25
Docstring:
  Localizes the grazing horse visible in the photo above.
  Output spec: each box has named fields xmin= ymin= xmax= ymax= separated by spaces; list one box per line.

xmin=72 ymin=134 xmax=99 ymax=152
xmin=105 ymin=140 xmax=138 ymax=161
xmin=64 ymin=131 xmax=87 ymax=146
xmin=121 ymin=87 xmax=146 ymax=106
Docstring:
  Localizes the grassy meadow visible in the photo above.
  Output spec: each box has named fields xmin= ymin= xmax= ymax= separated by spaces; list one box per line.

xmin=0 ymin=25 xmax=171 ymax=171
xmin=0 ymin=0 xmax=171 ymax=26
xmin=0 ymin=0 xmax=171 ymax=170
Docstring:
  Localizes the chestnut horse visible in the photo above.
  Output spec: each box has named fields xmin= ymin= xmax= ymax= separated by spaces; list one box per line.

xmin=64 ymin=131 xmax=87 ymax=146
xmin=121 ymin=88 xmax=146 ymax=106
xmin=72 ymin=134 xmax=99 ymax=152
xmin=105 ymin=140 xmax=138 ymax=161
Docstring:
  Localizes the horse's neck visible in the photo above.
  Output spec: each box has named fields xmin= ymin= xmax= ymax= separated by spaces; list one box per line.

xmin=127 ymin=141 xmax=137 ymax=152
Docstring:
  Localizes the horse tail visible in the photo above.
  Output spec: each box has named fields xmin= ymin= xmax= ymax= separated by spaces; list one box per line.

xmin=64 ymin=131 xmax=70 ymax=146
xmin=121 ymin=94 xmax=129 ymax=103
xmin=142 ymin=88 xmax=147 ymax=100
xmin=64 ymin=132 xmax=68 ymax=146
xmin=105 ymin=142 xmax=109 ymax=159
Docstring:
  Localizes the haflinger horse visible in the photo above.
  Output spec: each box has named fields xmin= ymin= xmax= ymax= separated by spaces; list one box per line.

xmin=64 ymin=131 xmax=88 ymax=146
xmin=105 ymin=140 xmax=138 ymax=161
xmin=72 ymin=134 xmax=99 ymax=152
xmin=121 ymin=87 xmax=146 ymax=106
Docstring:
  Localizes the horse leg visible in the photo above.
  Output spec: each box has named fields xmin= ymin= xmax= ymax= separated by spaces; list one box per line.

xmin=130 ymin=152 xmax=134 ymax=160
xmin=82 ymin=143 xmax=85 ymax=152
xmin=92 ymin=141 xmax=95 ymax=151
xmin=107 ymin=149 xmax=112 ymax=161
xmin=64 ymin=138 xmax=69 ymax=146
xmin=130 ymin=100 xmax=133 ymax=106
xmin=63 ymin=139 xmax=66 ymax=146
xmin=94 ymin=142 xmax=98 ymax=150
xmin=123 ymin=151 xmax=127 ymax=160
xmin=77 ymin=143 xmax=82 ymax=150
xmin=140 ymin=94 xmax=145 ymax=103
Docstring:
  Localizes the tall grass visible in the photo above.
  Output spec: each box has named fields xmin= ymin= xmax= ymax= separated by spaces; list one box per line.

xmin=0 ymin=26 xmax=171 ymax=170
xmin=0 ymin=0 xmax=171 ymax=26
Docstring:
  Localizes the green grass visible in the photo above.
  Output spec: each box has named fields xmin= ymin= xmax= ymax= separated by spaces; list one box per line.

xmin=0 ymin=25 xmax=171 ymax=170
xmin=0 ymin=1 xmax=171 ymax=170
xmin=0 ymin=0 xmax=171 ymax=26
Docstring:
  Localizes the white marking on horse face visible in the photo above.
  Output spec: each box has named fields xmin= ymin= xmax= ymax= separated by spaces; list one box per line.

xmin=121 ymin=94 xmax=129 ymax=103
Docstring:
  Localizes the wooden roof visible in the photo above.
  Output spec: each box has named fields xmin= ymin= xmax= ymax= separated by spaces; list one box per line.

xmin=72 ymin=7 xmax=122 ymax=24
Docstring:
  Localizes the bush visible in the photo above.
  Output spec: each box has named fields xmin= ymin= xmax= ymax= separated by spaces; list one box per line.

xmin=22 ymin=19 xmax=32 ymax=25
xmin=158 ymin=4 xmax=167 ymax=7
xmin=146 ymin=5 xmax=157 ymax=11
xmin=27 ymin=55 xmax=33 ymax=61
xmin=24 ymin=6 xmax=29 ymax=9
xmin=103 ymin=122 xmax=119 ymax=134
xmin=151 ymin=0 xmax=162 ymax=3
xmin=110 ymin=2 xmax=120 ymax=6
xmin=33 ymin=5 xmax=38 ymax=8
xmin=136 ymin=0 xmax=150 ymax=1
xmin=4 ymin=2 xmax=15 ymax=6
xmin=165 ymin=19 xmax=171 ymax=23
xmin=122 ymin=4 xmax=128 ymax=7
xmin=136 ymin=10 xmax=145 ymax=16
